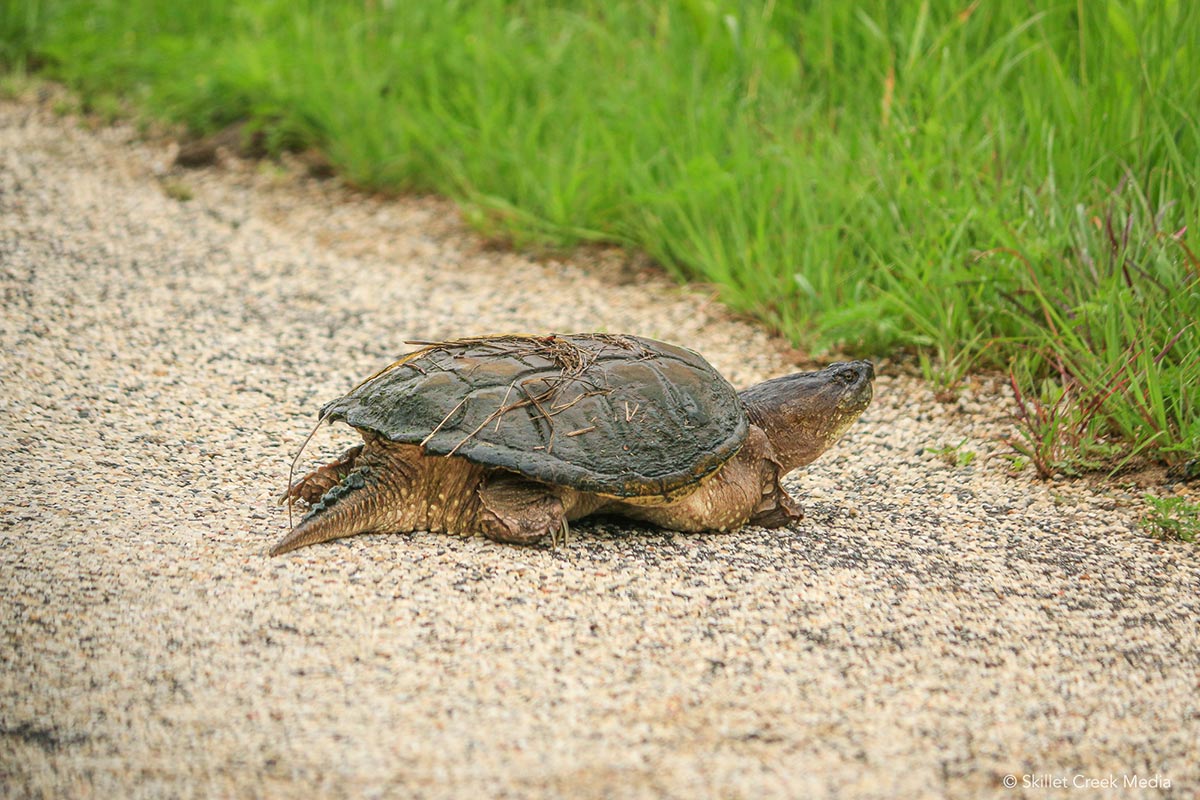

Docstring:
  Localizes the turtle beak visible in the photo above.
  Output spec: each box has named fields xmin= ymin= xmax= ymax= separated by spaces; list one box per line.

xmin=828 ymin=360 xmax=874 ymax=420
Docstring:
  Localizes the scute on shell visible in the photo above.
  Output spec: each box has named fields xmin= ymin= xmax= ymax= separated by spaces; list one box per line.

xmin=319 ymin=334 xmax=749 ymax=498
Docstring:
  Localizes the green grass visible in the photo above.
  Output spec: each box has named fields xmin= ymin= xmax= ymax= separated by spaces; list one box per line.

xmin=1141 ymin=495 xmax=1200 ymax=542
xmin=4 ymin=0 xmax=1199 ymax=470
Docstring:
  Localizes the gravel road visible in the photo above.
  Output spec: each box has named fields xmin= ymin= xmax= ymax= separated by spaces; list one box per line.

xmin=3 ymin=96 xmax=1198 ymax=799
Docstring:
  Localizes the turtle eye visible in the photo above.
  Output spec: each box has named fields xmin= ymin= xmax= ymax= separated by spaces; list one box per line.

xmin=833 ymin=361 xmax=872 ymax=386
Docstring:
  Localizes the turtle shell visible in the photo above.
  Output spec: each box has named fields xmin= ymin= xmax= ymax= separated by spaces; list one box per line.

xmin=319 ymin=334 xmax=748 ymax=498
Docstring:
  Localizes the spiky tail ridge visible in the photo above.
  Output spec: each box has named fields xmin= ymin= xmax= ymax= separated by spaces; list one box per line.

xmin=270 ymin=466 xmax=377 ymax=556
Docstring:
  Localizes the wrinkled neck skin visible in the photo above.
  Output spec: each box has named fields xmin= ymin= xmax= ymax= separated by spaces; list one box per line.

xmin=737 ymin=361 xmax=874 ymax=474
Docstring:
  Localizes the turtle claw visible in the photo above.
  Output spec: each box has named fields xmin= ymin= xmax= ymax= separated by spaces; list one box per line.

xmin=550 ymin=517 xmax=571 ymax=548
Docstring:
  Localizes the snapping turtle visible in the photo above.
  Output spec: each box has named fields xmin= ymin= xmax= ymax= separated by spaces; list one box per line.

xmin=271 ymin=334 xmax=873 ymax=555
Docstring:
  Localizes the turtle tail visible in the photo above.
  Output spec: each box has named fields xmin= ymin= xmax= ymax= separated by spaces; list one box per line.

xmin=269 ymin=466 xmax=381 ymax=556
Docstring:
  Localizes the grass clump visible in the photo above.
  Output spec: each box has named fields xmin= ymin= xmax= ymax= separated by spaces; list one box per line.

xmin=1141 ymin=495 xmax=1200 ymax=543
xmin=4 ymin=0 xmax=1199 ymax=470
xmin=159 ymin=178 xmax=194 ymax=202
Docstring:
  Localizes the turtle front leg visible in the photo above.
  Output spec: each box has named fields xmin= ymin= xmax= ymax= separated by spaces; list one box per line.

xmin=747 ymin=482 xmax=803 ymax=527
xmin=279 ymin=444 xmax=364 ymax=506
xmin=746 ymin=434 xmax=803 ymax=527
xmin=476 ymin=473 xmax=565 ymax=545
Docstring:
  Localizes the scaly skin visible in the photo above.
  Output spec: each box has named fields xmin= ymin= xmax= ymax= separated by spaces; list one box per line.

xmin=270 ymin=361 xmax=873 ymax=555
xmin=271 ymin=436 xmax=488 ymax=556
xmin=280 ymin=444 xmax=363 ymax=505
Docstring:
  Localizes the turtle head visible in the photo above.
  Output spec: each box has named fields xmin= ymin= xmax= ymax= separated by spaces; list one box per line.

xmin=738 ymin=361 xmax=874 ymax=473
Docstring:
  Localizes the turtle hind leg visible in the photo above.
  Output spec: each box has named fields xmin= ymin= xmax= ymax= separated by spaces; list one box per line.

xmin=279 ymin=444 xmax=364 ymax=506
xmin=477 ymin=473 xmax=565 ymax=545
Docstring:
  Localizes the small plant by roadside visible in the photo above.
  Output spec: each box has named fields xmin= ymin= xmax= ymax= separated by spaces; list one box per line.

xmin=928 ymin=439 xmax=976 ymax=468
xmin=1140 ymin=495 xmax=1200 ymax=543
xmin=1005 ymin=369 xmax=1126 ymax=480
xmin=160 ymin=178 xmax=193 ymax=202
